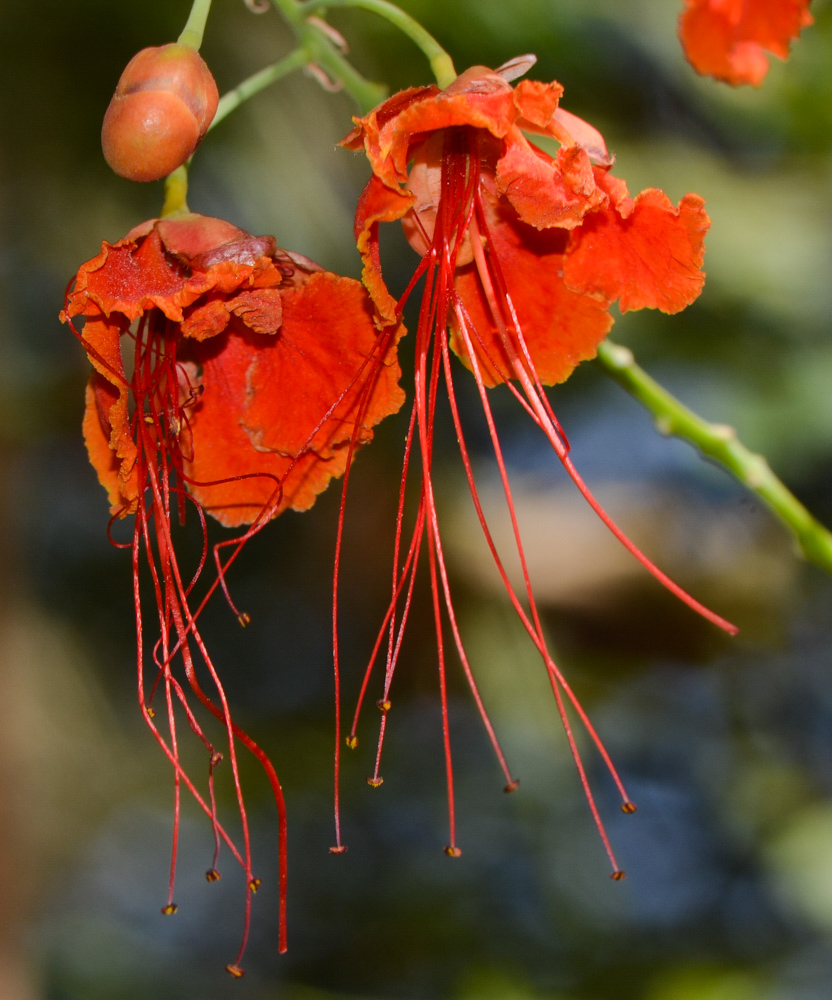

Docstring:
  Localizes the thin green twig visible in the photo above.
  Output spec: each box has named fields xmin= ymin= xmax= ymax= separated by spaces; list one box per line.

xmin=210 ymin=48 xmax=311 ymax=131
xmin=267 ymin=0 xmax=387 ymax=111
xmin=595 ymin=339 xmax=832 ymax=574
xmin=301 ymin=0 xmax=456 ymax=86
xmin=178 ymin=0 xmax=213 ymax=50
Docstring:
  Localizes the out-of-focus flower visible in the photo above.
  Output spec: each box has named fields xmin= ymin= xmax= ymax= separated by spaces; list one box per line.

xmin=101 ymin=44 xmax=220 ymax=181
xmin=337 ymin=58 xmax=734 ymax=864
xmin=679 ymin=0 xmax=813 ymax=86
xmin=62 ymin=212 xmax=403 ymax=973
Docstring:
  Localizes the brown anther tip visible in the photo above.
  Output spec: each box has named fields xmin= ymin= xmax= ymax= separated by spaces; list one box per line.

xmin=146 ymin=706 xmax=156 ymax=718
xmin=237 ymin=612 xmax=251 ymax=628
xmin=621 ymin=801 xmax=637 ymax=814
xmin=376 ymin=699 xmax=391 ymax=712
xmin=210 ymin=751 xmax=224 ymax=767
xmin=611 ymin=870 xmax=626 ymax=881
xmin=366 ymin=776 xmax=384 ymax=788
xmin=225 ymin=964 xmax=245 ymax=978
xmin=503 ymin=779 xmax=520 ymax=793
xmin=329 ymin=845 xmax=348 ymax=854
xmin=161 ymin=903 xmax=178 ymax=915
xmin=444 ymin=845 xmax=463 ymax=858
xmin=345 ymin=735 xmax=358 ymax=749
xmin=205 ymin=868 xmax=221 ymax=882
xmin=248 ymin=877 xmax=261 ymax=893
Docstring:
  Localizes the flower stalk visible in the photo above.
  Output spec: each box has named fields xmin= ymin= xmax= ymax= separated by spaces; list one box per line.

xmin=210 ymin=48 xmax=311 ymax=131
xmin=595 ymin=340 xmax=832 ymax=574
xmin=301 ymin=0 xmax=456 ymax=86
xmin=178 ymin=0 xmax=214 ymax=50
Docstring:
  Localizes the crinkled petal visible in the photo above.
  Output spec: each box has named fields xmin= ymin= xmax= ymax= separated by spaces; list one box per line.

xmin=180 ymin=330 xmax=303 ymax=526
xmin=344 ymin=85 xmax=517 ymax=190
xmin=679 ymin=0 xmax=813 ymax=86
xmin=82 ymin=372 xmax=139 ymax=515
xmin=563 ymin=188 xmax=709 ymax=314
xmin=178 ymin=287 xmax=284 ymax=341
xmin=354 ymin=175 xmax=415 ymax=325
xmin=497 ymin=132 xmax=607 ymax=230
xmin=183 ymin=273 xmax=404 ymax=527
xmin=66 ymin=229 xmax=214 ymax=324
xmin=65 ymin=220 xmax=286 ymax=330
xmin=243 ymin=271 xmax=404 ymax=458
xmin=512 ymin=79 xmax=563 ymax=129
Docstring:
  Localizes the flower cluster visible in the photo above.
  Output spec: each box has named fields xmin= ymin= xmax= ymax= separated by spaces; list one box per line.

xmin=70 ymin=16 xmax=758 ymax=969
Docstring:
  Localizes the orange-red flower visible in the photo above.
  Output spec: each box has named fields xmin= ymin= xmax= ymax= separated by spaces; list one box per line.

xmin=337 ymin=58 xmax=735 ymax=867
xmin=62 ymin=213 xmax=403 ymax=973
xmin=679 ymin=0 xmax=813 ymax=86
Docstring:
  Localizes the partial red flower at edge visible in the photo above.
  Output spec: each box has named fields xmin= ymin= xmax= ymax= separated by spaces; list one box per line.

xmin=334 ymin=58 xmax=736 ymax=871
xmin=62 ymin=213 xmax=404 ymax=973
xmin=679 ymin=0 xmax=813 ymax=86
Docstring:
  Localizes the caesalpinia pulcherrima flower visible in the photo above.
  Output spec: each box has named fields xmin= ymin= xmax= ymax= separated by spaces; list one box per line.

xmin=679 ymin=0 xmax=813 ymax=86
xmin=62 ymin=213 xmax=403 ymax=974
xmin=336 ymin=57 xmax=736 ymax=867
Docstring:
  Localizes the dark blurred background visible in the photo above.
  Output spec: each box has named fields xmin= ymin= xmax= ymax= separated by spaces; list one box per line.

xmin=3 ymin=1 xmax=832 ymax=998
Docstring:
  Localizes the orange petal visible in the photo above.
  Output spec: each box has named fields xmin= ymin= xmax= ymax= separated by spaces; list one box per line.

xmin=563 ymin=189 xmax=709 ymax=314
xmin=497 ymin=133 xmax=606 ymax=230
xmin=512 ymin=79 xmax=563 ymax=129
xmin=67 ymin=229 xmax=211 ymax=324
xmin=83 ymin=373 xmax=139 ymax=515
xmin=243 ymin=271 xmax=404 ymax=459
xmin=184 ymin=274 xmax=404 ymax=527
xmin=679 ymin=0 xmax=812 ymax=86
xmin=451 ymin=200 xmax=613 ymax=388
xmin=344 ymin=85 xmax=517 ymax=190
xmin=180 ymin=330 xmax=302 ymax=526
xmin=354 ymin=175 xmax=415 ymax=325
xmin=66 ymin=219 xmax=286 ymax=329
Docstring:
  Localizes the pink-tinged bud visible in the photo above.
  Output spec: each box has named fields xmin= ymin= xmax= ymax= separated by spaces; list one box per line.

xmin=101 ymin=43 xmax=219 ymax=182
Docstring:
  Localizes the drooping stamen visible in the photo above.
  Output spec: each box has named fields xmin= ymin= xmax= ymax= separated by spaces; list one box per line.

xmin=466 ymin=200 xmax=736 ymax=636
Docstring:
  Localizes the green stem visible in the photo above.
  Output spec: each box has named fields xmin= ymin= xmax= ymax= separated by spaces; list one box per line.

xmin=595 ymin=340 xmax=832 ymax=574
xmin=265 ymin=0 xmax=387 ymax=110
xmin=209 ymin=48 xmax=311 ymax=131
xmin=178 ymin=0 xmax=213 ymax=50
xmin=301 ymin=0 xmax=456 ymax=86
xmin=304 ymin=27 xmax=387 ymax=111
xmin=161 ymin=165 xmax=190 ymax=217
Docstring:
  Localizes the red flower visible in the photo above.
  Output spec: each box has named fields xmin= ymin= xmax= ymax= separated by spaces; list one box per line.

xmin=62 ymin=213 xmax=403 ymax=972
xmin=679 ymin=0 xmax=813 ymax=86
xmin=337 ymin=59 xmax=735 ymax=866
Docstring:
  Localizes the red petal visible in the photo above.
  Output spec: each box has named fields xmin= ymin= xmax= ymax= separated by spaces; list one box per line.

xmin=184 ymin=273 xmax=404 ymax=527
xmin=451 ymin=196 xmax=613 ymax=387
xmin=344 ymin=85 xmax=516 ymax=190
xmin=679 ymin=0 xmax=812 ymax=86
xmin=563 ymin=189 xmax=709 ymax=314
xmin=497 ymin=132 xmax=606 ymax=230
xmin=82 ymin=373 xmax=139 ymax=514
xmin=65 ymin=219 xmax=287 ymax=328
xmin=354 ymin=175 xmax=415 ymax=325
xmin=243 ymin=271 xmax=404 ymax=459
xmin=512 ymin=79 xmax=563 ymax=129
xmin=180 ymin=330 xmax=301 ymax=526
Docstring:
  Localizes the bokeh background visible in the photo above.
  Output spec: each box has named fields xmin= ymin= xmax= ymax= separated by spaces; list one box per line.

xmin=3 ymin=0 xmax=832 ymax=997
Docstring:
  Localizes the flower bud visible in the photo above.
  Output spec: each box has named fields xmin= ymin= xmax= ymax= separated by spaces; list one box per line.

xmin=101 ymin=43 xmax=219 ymax=182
